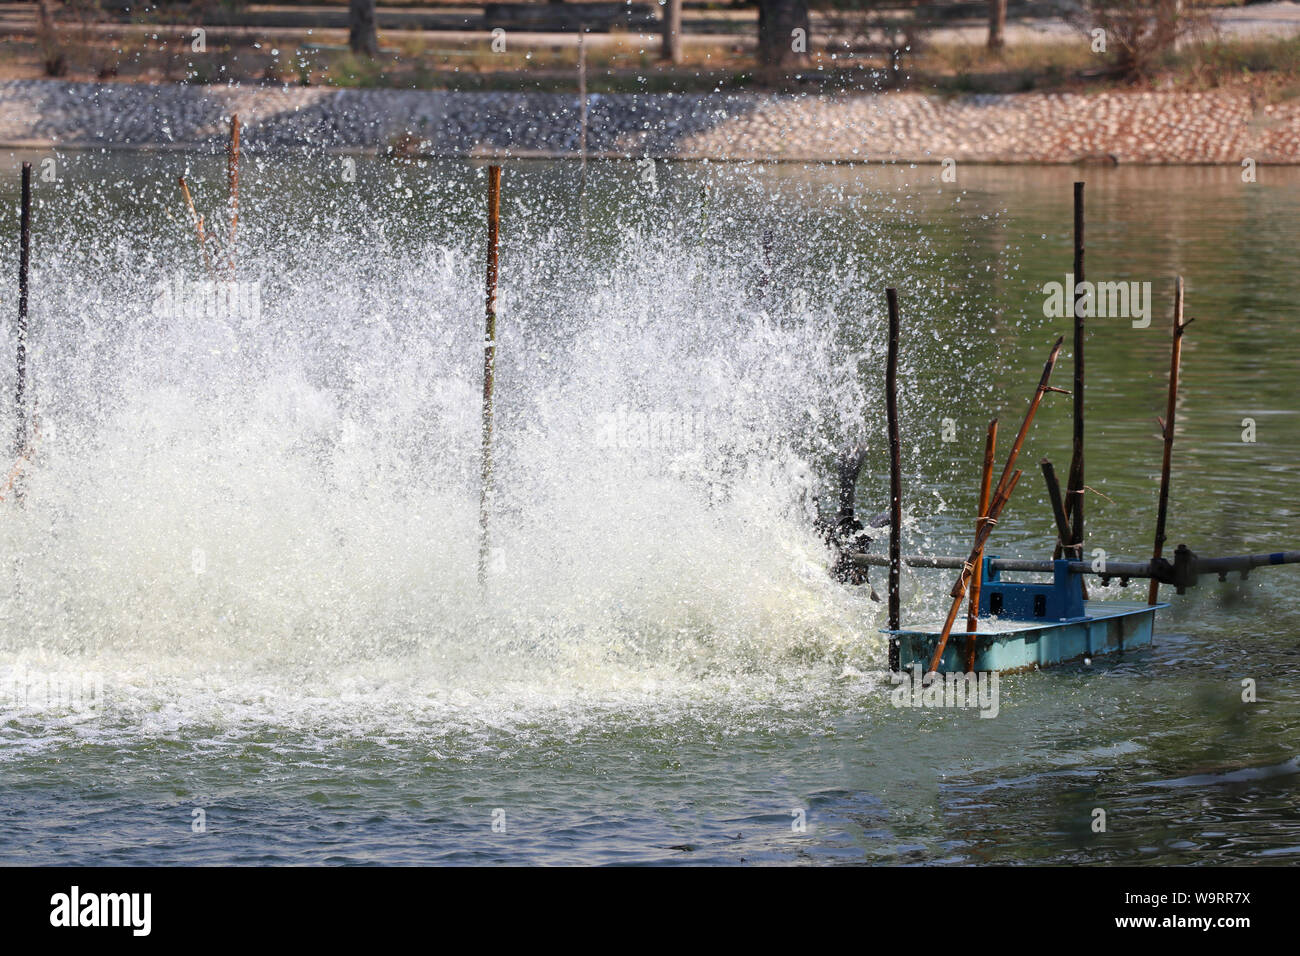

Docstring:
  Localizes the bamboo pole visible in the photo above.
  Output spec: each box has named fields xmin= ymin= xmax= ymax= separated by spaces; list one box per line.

xmin=227 ymin=113 xmax=240 ymax=279
xmin=14 ymin=162 xmax=31 ymax=463
xmin=1149 ymin=276 xmax=1188 ymax=605
xmin=925 ymin=337 xmax=1065 ymax=676
xmin=1065 ymin=181 xmax=1086 ymax=556
xmin=478 ymin=165 xmax=502 ymax=588
xmin=989 ymin=339 xmax=1067 ymax=511
xmin=886 ymin=288 xmax=902 ymax=640
xmin=178 ymin=176 xmax=214 ymax=278
xmin=964 ymin=419 xmax=998 ymax=671
xmin=926 ymin=469 xmax=1024 ymax=677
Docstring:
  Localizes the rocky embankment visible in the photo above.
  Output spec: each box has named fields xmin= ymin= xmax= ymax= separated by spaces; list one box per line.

xmin=1 ymin=80 xmax=1297 ymax=163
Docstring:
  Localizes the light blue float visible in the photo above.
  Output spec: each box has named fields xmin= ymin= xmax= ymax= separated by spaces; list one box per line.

xmin=883 ymin=556 xmax=1168 ymax=673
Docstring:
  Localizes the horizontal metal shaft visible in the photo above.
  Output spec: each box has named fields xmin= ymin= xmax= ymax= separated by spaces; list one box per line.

xmin=1192 ymin=551 xmax=1300 ymax=574
xmin=847 ymin=549 xmax=1300 ymax=579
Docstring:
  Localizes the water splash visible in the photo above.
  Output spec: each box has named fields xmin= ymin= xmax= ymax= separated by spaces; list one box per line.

xmin=0 ymin=155 xmax=977 ymax=748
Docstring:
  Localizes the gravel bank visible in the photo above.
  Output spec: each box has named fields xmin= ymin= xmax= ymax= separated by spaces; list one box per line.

xmin=1 ymin=80 xmax=1297 ymax=164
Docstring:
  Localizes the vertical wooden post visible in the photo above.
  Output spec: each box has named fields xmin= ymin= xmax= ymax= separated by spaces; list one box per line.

xmin=1066 ymin=181 xmax=1086 ymax=557
xmin=478 ymin=165 xmax=502 ymax=588
xmin=577 ymin=32 xmax=588 ymax=166
xmin=964 ymin=419 xmax=998 ymax=671
xmin=1149 ymin=276 xmax=1187 ymax=605
xmin=885 ymin=289 xmax=902 ymax=647
xmin=227 ymin=114 xmax=240 ymax=280
xmin=14 ymin=162 xmax=31 ymax=461
xmin=662 ymin=0 xmax=683 ymax=65
xmin=1040 ymin=459 xmax=1073 ymax=558
xmin=577 ymin=34 xmax=589 ymax=208
xmin=1043 ymin=456 xmax=1089 ymax=600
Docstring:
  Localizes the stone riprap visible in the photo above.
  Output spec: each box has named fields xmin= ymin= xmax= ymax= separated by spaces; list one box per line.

xmin=0 ymin=79 xmax=1297 ymax=164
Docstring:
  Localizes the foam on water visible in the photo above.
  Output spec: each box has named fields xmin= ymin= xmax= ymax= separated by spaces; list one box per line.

xmin=0 ymin=159 xmax=968 ymax=750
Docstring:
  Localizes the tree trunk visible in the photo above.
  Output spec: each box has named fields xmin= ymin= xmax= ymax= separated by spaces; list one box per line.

xmin=757 ymin=0 xmax=810 ymax=73
xmin=662 ymin=0 xmax=684 ymax=65
xmin=988 ymin=0 xmax=1007 ymax=50
xmin=349 ymin=0 xmax=378 ymax=57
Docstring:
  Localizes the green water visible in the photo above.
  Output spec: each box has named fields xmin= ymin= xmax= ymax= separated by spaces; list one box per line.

xmin=0 ymin=153 xmax=1297 ymax=864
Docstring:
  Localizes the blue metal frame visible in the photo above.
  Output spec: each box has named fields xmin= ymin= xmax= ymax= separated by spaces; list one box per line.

xmin=979 ymin=555 xmax=1085 ymax=622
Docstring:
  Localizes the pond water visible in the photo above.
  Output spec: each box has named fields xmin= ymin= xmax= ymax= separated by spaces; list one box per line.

xmin=0 ymin=152 xmax=1297 ymax=864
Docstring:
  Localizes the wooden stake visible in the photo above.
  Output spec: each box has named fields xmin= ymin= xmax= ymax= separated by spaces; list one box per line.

xmin=14 ymin=162 xmax=31 ymax=462
xmin=1149 ymin=276 xmax=1188 ymax=605
xmin=1065 ymin=181 xmax=1086 ymax=556
xmin=227 ymin=113 xmax=240 ymax=279
xmin=178 ymin=176 xmax=213 ymax=278
xmin=577 ymin=32 xmax=588 ymax=165
xmin=1041 ymin=457 xmax=1089 ymax=599
xmin=925 ymin=337 xmax=1065 ymax=676
xmin=478 ymin=165 xmax=502 ymax=588
xmin=964 ymin=419 xmax=998 ymax=671
xmin=885 ymin=288 xmax=903 ymax=639
xmin=757 ymin=228 xmax=773 ymax=301
xmin=577 ymin=33 xmax=589 ymax=205
xmin=1041 ymin=458 xmax=1073 ymax=556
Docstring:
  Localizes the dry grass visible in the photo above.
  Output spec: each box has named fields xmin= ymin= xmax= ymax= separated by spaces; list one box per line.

xmin=1166 ymin=35 xmax=1300 ymax=87
xmin=918 ymin=39 xmax=1101 ymax=93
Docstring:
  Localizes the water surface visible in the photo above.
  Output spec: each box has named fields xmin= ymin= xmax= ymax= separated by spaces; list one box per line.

xmin=0 ymin=154 xmax=1297 ymax=864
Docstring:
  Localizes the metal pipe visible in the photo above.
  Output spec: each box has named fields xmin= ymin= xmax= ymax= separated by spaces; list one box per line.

xmin=849 ymin=550 xmax=1300 ymax=579
xmin=1194 ymin=551 xmax=1300 ymax=574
